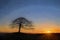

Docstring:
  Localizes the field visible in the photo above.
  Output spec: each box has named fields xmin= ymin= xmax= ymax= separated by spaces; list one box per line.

xmin=0 ymin=32 xmax=60 ymax=40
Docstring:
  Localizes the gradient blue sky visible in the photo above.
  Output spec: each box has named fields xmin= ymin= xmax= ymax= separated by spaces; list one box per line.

xmin=0 ymin=0 xmax=60 ymax=33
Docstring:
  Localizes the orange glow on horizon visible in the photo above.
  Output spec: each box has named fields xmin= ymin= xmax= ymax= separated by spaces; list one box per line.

xmin=0 ymin=27 xmax=60 ymax=33
xmin=0 ymin=22 xmax=60 ymax=33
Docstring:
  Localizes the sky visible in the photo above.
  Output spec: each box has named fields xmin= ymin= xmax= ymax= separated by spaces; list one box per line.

xmin=0 ymin=0 xmax=60 ymax=33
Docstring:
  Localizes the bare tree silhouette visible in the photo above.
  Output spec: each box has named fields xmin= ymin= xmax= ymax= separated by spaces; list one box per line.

xmin=10 ymin=17 xmax=33 ymax=33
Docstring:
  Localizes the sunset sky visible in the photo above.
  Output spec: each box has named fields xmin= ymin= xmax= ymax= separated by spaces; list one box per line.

xmin=0 ymin=0 xmax=60 ymax=33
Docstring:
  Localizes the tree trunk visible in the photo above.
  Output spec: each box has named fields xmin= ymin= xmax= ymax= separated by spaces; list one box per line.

xmin=18 ymin=23 xmax=21 ymax=33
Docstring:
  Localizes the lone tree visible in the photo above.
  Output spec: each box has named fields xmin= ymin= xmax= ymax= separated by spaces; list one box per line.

xmin=11 ymin=17 xmax=33 ymax=33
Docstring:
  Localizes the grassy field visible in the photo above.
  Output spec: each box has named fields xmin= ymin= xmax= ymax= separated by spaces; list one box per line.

xmin=0 ymin=32 xmax=60 ymax=40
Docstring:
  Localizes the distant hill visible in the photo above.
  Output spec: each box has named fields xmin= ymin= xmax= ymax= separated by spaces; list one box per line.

xmin=0 ymin=32 xmax=60 ymax=40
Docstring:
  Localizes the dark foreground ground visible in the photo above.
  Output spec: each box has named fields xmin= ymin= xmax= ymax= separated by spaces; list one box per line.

xmin=0 ymin=32 xmax=60 ymax=40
